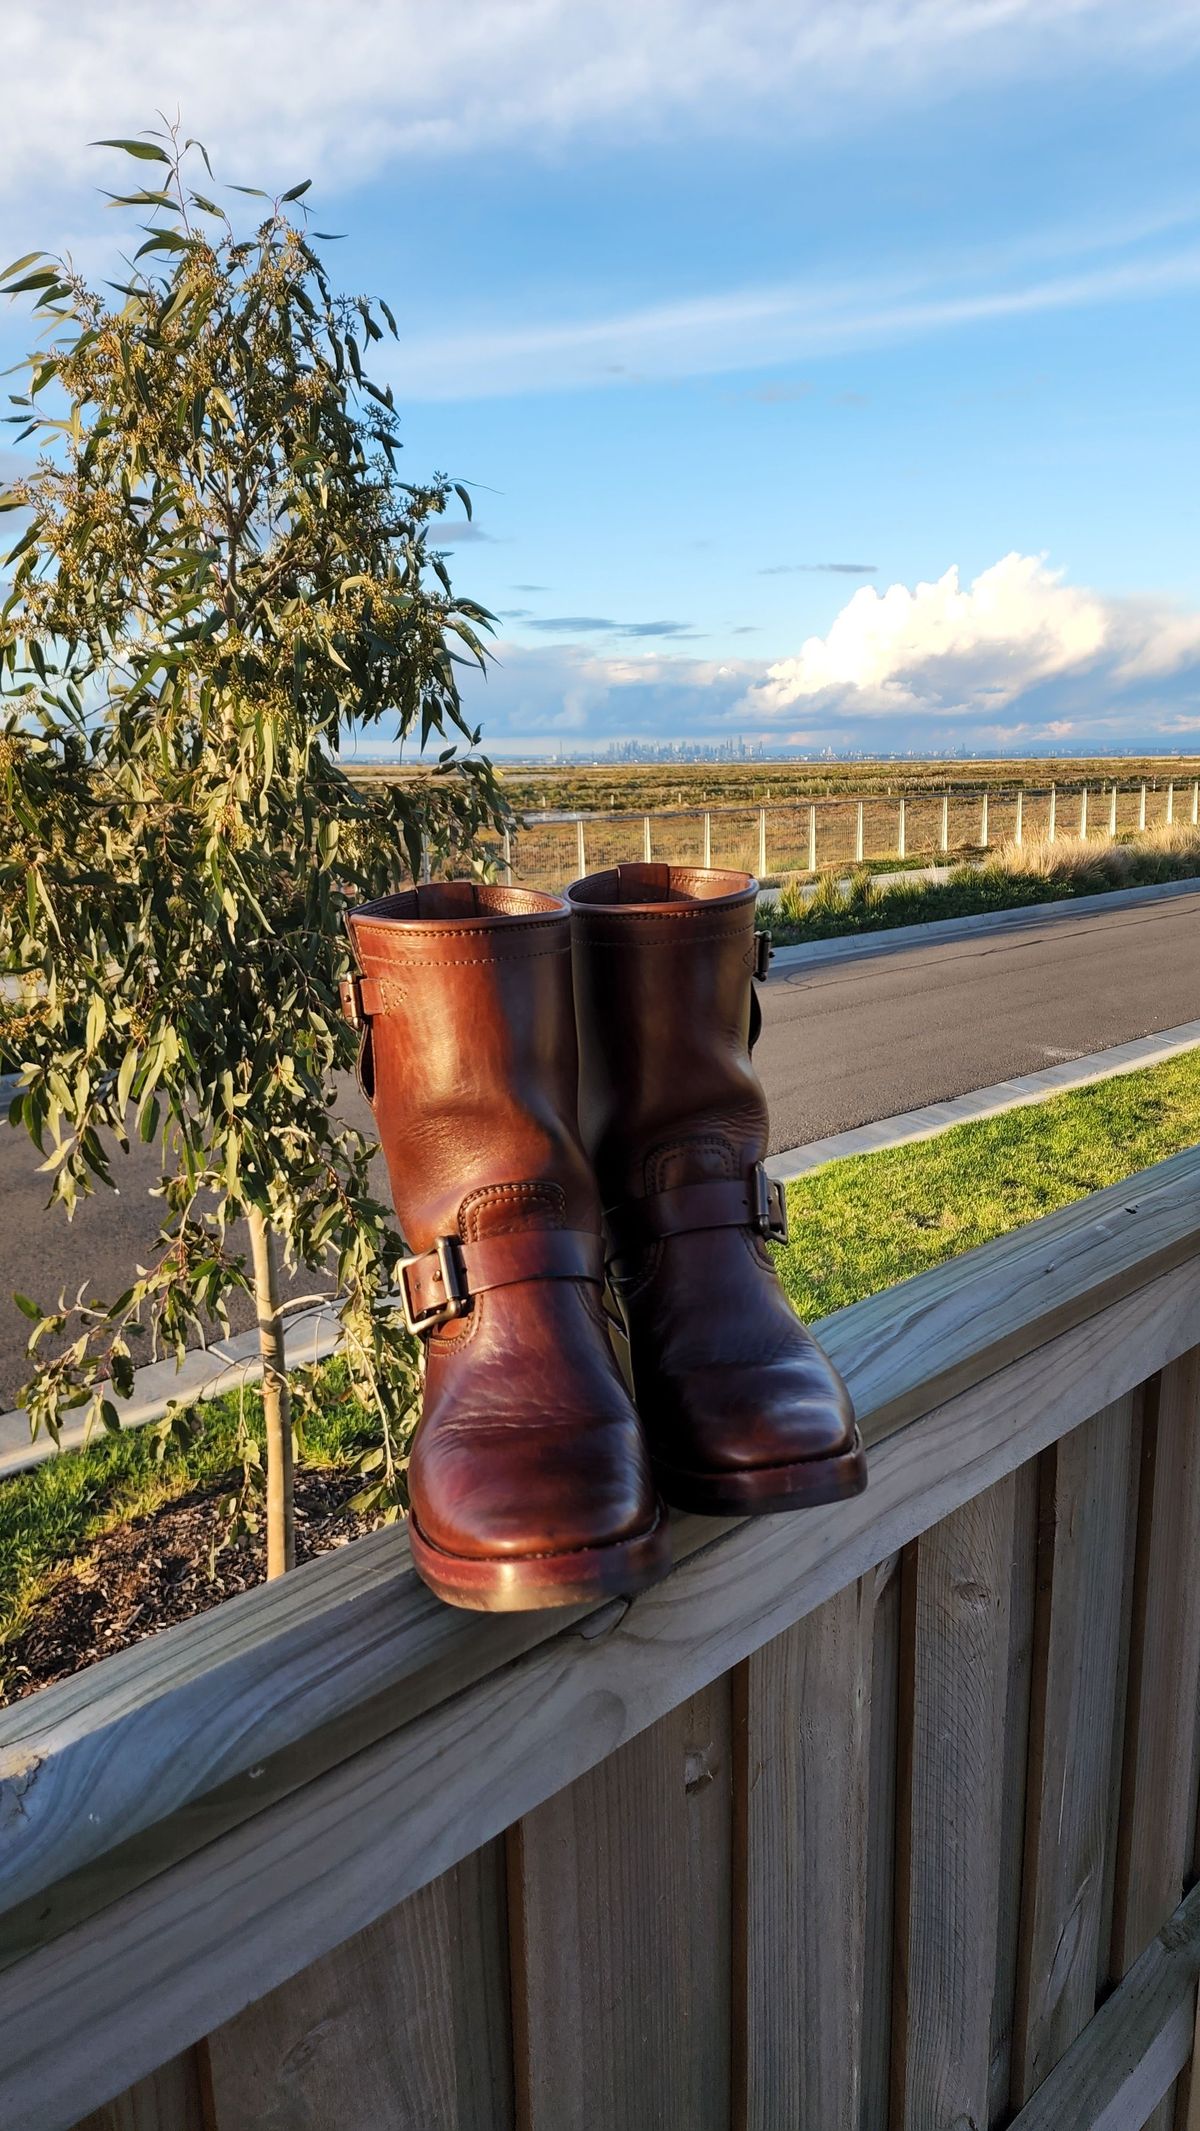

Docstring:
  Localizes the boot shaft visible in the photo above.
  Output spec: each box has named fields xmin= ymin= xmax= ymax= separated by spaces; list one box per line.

xmin=566 ymin=863 xmax=769 ymax=1201
xmin=345 ymin=881 xmax=597 ymax=1251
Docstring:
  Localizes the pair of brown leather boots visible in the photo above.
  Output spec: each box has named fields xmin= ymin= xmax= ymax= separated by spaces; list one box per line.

xmin=342 ymin=862 xmax=865 ymax=1612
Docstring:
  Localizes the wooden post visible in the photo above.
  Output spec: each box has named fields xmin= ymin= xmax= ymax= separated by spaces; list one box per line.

xmin=576 ymin=817 xmax=587 ymax=877
xmin=1079 ymin=787 xmax=1088 ymax=839
xmin=940 ymin=794 xmax=949 ymax=854
xmin=808 ymin=803 xmax=817 ymax=872
xmin=897 ymin=797 xmax=906 ymax=860
xmin=979 ymin=792 xmax=989 ymax=848
xmin=1167 ymin=782 xmax=1175 ymax=826
xmin=502 ymin=827 xmax=513 ymax=884
xmin=1109 ymin=786 xmax=1118 ymax=840
xmin=1139 ymin=783 xmax=1147 ymax=831
xmin=758 ymin=807 xmax=767 ymax=879
xmin=703 ymin=812 xmax=711 ymax=867
xmin=643 ymin=815 xmax=652 ymax=862
xmin=1193 ymin=781 xmax=1199 ymax=826
xmin=855 ymin=801 xmax=864 ymax=864
xmin=1048 ymin=786 xmax=1057 ymax=845
xmin=1015 ymin=789 xmax=1024 ymax=846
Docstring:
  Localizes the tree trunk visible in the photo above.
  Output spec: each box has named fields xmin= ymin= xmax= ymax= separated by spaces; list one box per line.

xmin=248 ymin=1207 xmax=295 ymax=1578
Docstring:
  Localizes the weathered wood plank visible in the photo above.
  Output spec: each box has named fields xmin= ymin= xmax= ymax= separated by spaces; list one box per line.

xmin=989 ymin=1454 xmax=1040 ymax=2122
xmin=70 ymin=2052 xmax=208 ymax=2131
xmin=509 ymin=1683 xmax=732 ymax=2131
xmin=1011 ymin=1399 xmax=1134 ymax=2107
xmin=734 ymin=1578 xmax=872 ymax=2130
xmin=6 ymin=1145 xmax=1200 ymax=1955
xmin=861 ymin=1553 xmax=900 ymax=2131
xmin=205 ymin=1843 xmax=511 ymax=2131
xmin=6 ymin=1284 xmax=1200 ymax=2131
xmin=1006 ymin=1880 xmax=1200 ymax=2131
xmin=892 ymin=1476 xmax=1015 ymax=2130
xmin=1110 ymin=1352 xmax=1200 ymax=2131
xmin=1097 ymin=1391 xmax=1144 ymax=1996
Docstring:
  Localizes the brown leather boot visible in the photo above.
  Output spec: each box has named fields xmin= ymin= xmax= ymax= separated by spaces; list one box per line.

xmin=343 ymin=880 xmax=671 ymax=1611
xmin=566 ymin=863 xmax=866 ymax=1515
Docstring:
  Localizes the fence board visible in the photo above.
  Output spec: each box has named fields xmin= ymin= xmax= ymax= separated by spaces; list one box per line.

xmin=509 ymin=1682 xmax=732 ymax=2131
xmin=989 ymin=1456 xmax=1040 ymax=2121
xmin=861 ymin=1553 xmax=901 ymax=2131
xmin=1011 ymin=1399 xmax=1134 ymax=2106
xmin=735 ymin=1577 xmax=872 ymax=2130
xmin=1111 ymin=1352 xmax=1200 ymax=2131
xmin=892 ymin=1475 xmax=1016 ymax=2130
xmin=204 ymin=1843 xmax=511 ymax=2131
xmin=71 ymin=2053 xmax=208 ymax=2131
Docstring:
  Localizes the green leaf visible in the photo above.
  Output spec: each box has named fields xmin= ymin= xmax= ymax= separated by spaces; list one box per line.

xmin=92 ymin=137 xmax=172 ymax=163
xmin=13 ymin=1293 xmax=41 ymax=1321
xmin=0 ymin=252 xmax=43 ymax=282
xmin=281 ymin=180 xmax=312 ymax=202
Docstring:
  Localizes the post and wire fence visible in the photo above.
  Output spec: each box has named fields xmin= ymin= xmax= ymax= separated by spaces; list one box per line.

xmin=496 ymin=779 xmax=1200 ymax=891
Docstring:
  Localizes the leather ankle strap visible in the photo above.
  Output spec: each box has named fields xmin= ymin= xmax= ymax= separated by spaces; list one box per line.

xmin=398 ymin=1229 xmax=606 ymax=1334
xmin=605 ymin=1163 xmax=788 ymax=1265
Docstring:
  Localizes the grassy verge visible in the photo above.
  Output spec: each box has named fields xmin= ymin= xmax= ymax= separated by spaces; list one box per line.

xmin=761 ymin=827 xmax=1200 ymax=946
xmin=0 ymin=1361 xmax=375 ymax=1651
xmin=5 ymin=1045 xmax=1200 ymax=1656
xmin=774 ymin=1046 xmax=1200 ymax=1321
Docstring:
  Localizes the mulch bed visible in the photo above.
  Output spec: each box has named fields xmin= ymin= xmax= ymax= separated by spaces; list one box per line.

xmin=1 ymin=1467 xmax=382 ymax=1706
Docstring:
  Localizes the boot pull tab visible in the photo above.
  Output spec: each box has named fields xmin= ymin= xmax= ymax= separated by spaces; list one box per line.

xmin=749 ymin=929 xmax=773 ymax=1051
xmin=338 ymin=933 xmax=377 ymax=1103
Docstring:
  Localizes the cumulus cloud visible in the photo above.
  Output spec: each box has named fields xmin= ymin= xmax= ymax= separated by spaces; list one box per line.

xmin=1 ymin=2 xmax=1196 ymax=212
xmin=743 ymin=552 xmax=1200 ymax=723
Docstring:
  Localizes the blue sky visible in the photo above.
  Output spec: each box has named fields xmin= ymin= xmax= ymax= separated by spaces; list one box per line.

xmin=2 ymin=1 xmax=1199 ymax=756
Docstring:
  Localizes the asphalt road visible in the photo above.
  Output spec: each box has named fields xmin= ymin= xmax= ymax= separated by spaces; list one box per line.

xmin=3 ymin=885 xmax=1199 ymax=1406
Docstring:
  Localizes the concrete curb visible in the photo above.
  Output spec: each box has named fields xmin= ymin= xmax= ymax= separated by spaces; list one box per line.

xmin=765 ymin=1018 xmax=1200 ymax=1182
xmin=767 ymin=873 xmax=1200 ymax=974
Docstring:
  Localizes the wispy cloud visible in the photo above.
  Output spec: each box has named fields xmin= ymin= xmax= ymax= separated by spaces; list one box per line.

xmin=759 ymin=562 xmax=877 ymax=576
xmin=434 ymin=520 xmax=497 ymax=544
xmin=525 ymin=615 xmax=697 ymax=639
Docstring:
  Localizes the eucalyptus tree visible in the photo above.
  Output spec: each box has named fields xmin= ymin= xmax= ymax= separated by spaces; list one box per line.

xmin=0 ymin=127 xmax=505 ymax=1573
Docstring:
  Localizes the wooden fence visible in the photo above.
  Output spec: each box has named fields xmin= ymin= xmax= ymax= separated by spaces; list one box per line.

xmin=5 ymin=1146 xmax=1200 ymax=2129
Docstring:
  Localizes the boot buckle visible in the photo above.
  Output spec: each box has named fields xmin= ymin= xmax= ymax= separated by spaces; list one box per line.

xmin=751 ymin=1164 xmax=789 ymax=1245
xmin=754 ymin=930 xmax=773 ymax=981
xmin=398 ymin=1236 xmax=469 ymax=1334
xmin=339 ymin=973 xmax=365 ymax=1031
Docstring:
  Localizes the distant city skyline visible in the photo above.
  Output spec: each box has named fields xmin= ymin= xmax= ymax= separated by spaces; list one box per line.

xmin=1 ymin=3 xmax=1198 ymax=756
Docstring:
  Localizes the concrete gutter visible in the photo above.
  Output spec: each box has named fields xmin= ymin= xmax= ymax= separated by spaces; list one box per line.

xmin=767 ymin=873 xmax=1200 ymax=974
xmin=765 ymin=1017 xmax=1200 ymax=1181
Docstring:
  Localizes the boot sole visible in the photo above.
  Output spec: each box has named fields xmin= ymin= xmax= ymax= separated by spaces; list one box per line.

xmin=407 ymin=1505 xmax=673 ymax=1612
xmin=653 ymin=1432 xmax=868 ymax=1516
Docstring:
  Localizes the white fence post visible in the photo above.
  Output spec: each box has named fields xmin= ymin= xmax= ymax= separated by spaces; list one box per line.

xmin=703 ymin=812 xmax=712 ymax=867
xmin=1048 ymin=786 xmax=1057 ymax=844
xmin=940 ymin=794 xmax=949 ymax=854
xmin=502 ymin=827 xmax=513 ymax=884
xmin=1193 ymin=781 xmax=1199 ymax=826
xmin=1015 ymin=789 xmax=1024 ymax=846
xmin=1167 ymin=781 xmax=1175 ymax=826
xmin=855 ymin=800 xmax=864 ymax=864
xmin=897 ymin=797 xmax=906 ymax=860
xmin=1139 ymin=784 xmax=1147 ymax=831
xmin=758 ymin=807 xmax=767 ymax=879
xmin=643 ymin=814 xmax=652 ymax=862
xmin=576 ymin=817 xmax=587 ymax=877
xmin=1079 ymin=787 xmax=1088 ymax=839
xmin=1109 ymin=786 xmax=1118 ymax=840
xmin=979 ymin=792 xmax=989 ymax=848
xmin=808 ymin=803 xmax=817 ymax=873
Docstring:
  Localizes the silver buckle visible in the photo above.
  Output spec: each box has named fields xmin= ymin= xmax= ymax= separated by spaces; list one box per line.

xmin=397 ymin=1236 xmax=468 ymax=1335
xmin=339 ymin=973 xmax=364 ymax=1031
xmin=751 ymin=1164 xmax=789 ymax=1244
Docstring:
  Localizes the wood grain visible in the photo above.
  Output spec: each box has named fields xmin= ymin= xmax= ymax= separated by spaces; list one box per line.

xmin=70 ymin=2052 xmax=209 ymax=2131
xmin=735 ymin=1578 xmax=872 ymax=2130
xmin=509 ymin=1683 xmax=732 ymax=2131
xmin=892 ymin=1475 xmax=1016 ymax=2130
xmin=7 ymin=1276 xmax=1200 ymax=2131
xmin=989 ymin=1454 xmax=1040 ymax=2123
xmin=7 ymin=1144 xmax=1200 ymax=1959
xmin=205 ymin=1843 xmax=512 ymax=2131
xmin=1011 ymin=1399 xmax=1134 ymax=2106
xmin=860 ymin=1553 xmax=900 ymax=2131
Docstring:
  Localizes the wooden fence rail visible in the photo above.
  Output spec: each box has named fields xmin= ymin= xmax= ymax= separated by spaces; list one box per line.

xmin=5 ymin=1147 xmax=1200 ymax=2128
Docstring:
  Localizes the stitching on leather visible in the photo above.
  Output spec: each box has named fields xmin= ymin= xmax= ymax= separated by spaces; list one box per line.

xmin=352 ymin=917 xmax=564 ymax=942
xmin=459 ymin=1180 xmax=567 ymax=1243
xmin=355 ymin=947 xmax=569 ymax=971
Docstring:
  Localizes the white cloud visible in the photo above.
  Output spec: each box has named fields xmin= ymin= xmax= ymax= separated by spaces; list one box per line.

xmin=0 ymin=1 xmax=1197 ymax=212
xmin=744 ymin=552 xmax=1200 ymax=722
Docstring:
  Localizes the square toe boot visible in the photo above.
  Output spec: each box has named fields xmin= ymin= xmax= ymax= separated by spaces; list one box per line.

xmin=566 ymin=863 xmax=867 ymax=1516
xmin=343 ymin=880 xmax=671 ymax=1611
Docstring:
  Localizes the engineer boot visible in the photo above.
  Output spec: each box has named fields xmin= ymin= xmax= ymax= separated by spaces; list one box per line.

xmin=566 ymin=863 xmax=867 ymax=1515
xmin=343 ymin=880 xmax=671 ymax=1610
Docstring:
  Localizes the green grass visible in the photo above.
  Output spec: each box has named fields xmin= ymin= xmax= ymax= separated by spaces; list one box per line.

xmin=6 ymin=1047 xmax=1200 ymax=1657
xmin=773 ymin=1047 xmax=1200 ymax=1322
xmin=0 ymin=1361 xmax=375 ymax=1648
xmin=762 ymin=843 xmax=1200 ymax=946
